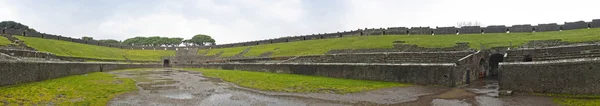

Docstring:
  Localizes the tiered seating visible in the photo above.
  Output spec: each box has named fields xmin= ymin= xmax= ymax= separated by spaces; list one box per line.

xmin=286 ymin=51 xmax=473 ymax=63
xmin=506 ymin=45 xmax=600 ymax=62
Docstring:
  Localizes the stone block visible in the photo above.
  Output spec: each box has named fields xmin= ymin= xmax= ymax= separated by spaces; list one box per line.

xmin=484 ymin=25 xmax=507 ymax=33
xmin=435 ymin=27 xmax=458 ymax=35
xmin=509 ymin=24 xmax=533 ymax=33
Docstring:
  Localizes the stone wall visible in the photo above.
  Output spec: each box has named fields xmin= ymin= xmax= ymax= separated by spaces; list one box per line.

xmin=0 ymin=61 xmax=162 ymax=87
xmin=175 ymin=63 xmax=465 ymax=87
xmin=287 ymin=51 xmax=473 ymax=63
xmin=505 ymin=42 xmax=600 ymax=62
xmin=0 ymin=49 xmax=57 ymax=59
xmin=499 ymin=58 xmax=600 ymax=94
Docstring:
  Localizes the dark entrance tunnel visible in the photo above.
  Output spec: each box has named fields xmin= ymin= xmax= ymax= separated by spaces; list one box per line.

xmin=163 ymin=59 xmax=171 ymax=67
xmin=489 ymin=53 xmax=504 ymax=76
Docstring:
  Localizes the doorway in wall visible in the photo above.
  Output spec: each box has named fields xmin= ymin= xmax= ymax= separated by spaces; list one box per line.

xmin=489 ymin=53 xmax=504 ymax=76
xmin=163 ymin=59 xmax=171 ymax=67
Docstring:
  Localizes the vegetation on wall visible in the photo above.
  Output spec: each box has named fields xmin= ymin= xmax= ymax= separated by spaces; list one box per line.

xmin=0 ymin=21 xmax=36 ymax=32
xmin=203 ymin=28 xmax=600 ymax=57
xmin=15 ymin=36 xmax=175 ymax=61
xmin=0 ymin=36 xmax=12 ymax=46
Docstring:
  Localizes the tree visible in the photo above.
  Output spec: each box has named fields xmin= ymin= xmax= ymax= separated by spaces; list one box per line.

xmin=0 ymin=21 xmax=37 ymax=32
xmin=186 ymin=34 xmax=215 ymax=46
xmin=457 ymin=21 xmax=482 ymax=28
xmin=82 ymin=36 xmax=94 ymax=41
xmin=168 ymin=38 xmax=183 ymax=47
xmin=98 ymin=39 xmax=120 ymax=44
xmin=122 ymin=36 xmax=184 ymax=47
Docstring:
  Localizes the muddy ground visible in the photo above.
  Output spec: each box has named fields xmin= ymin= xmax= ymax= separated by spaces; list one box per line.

xmin=107 ymin=68 xmax=556 ymax=106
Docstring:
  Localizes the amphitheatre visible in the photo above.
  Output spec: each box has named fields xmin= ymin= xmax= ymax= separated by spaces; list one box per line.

xmin=1 ymin=18 xmax=600 ymax=105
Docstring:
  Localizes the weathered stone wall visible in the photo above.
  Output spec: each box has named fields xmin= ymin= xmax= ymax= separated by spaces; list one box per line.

xmin=505 ymin=42 xmax=600 ymax=62
xmin=175 ymin=63 xmax=462 ymax=87
xmin=435 ymin=27 xmax=458 ymax=35
xmin=288 ymin=51 xmax=473 ymax=63
xmin=509 ymin=24 xmax=533 ymax=33
xmin=0 ymin=61 xmax=162 ymax=87
xmin=535 ymin=23 xmax=560 ymax=32
xmin=499 ymin=58 xmax=600 ymax=94
xmin=484 ymin=25 xmax=507 ymax=33
xmin=459 ymin=26 xmax=482 ymax=34
xmin=0 ymin=49 xmax=57 ymax=59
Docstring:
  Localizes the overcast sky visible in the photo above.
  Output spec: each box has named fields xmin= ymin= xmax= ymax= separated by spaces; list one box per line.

xmin=1 ymin=0 xmax=599 ymax=44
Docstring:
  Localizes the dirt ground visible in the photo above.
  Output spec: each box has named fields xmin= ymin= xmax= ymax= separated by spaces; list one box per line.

xmin=108 ymin=69 xmax=556 ymax=106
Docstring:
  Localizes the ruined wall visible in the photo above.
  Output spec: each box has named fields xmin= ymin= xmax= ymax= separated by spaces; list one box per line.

xmin=287 ymin=52 xmax=473 ymax=63
xmin=0 ymin=49 xmax=57 ymax=59
xmin=499 ymin=58 xmax=600 ymax=94
xmin=505 ymin=42 xmax=600 ymax=62
xmin=175 ymin=63 xmax=460 ymax=86
xmin=0 ymin=61 xmax=162 ymax=87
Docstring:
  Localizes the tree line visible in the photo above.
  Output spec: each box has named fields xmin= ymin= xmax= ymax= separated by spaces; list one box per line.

xmin=0 ymin=21 xmax=37 ymax=32
xmin=94 ymin=34 xmax=216 ymax=47
xmin=2 ymin=20 xmax=216 ymax=47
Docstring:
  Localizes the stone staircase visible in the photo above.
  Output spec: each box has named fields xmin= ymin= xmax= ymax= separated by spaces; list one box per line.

xmin=0 ymin=34 xmax=36 ymax=50
xmin=231 ymin=47 xmax=252 ymax=58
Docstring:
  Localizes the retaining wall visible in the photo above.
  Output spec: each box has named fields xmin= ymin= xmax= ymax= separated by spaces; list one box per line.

xmin=175 ymin=63 xmax=463 ymax=87
xmin=0 ymin=61 xmax=162 ymax=87
xmin=499 ymin=58 xmax=600 ymax=94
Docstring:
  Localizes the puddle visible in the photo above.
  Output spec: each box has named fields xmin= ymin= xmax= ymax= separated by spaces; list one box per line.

xmin=431 ymin=99 xmax=471 ymax=106
xmin=108 ymin=69 xmax=558 ymax=106
xmin=163 ymin=93 xmax=194 ymax=99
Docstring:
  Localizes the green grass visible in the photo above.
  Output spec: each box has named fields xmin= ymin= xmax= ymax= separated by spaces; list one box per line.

xmin=183 ymin=68 xmax=409 ymax=94
xmin=0 ymin=36 xmax=12 ymax=46
xmin=202 ymin=28 xmax=600 ymax=57
xmin=534 ymin=93 xmax=600 ymax=106
xmin=15 ymin=36 xmax=175 ymax=61
xmin=0 ymin=72 xmax=137 ymax=106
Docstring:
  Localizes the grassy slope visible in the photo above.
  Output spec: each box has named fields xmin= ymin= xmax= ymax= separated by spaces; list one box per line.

xmin=0 ymin=72 xmax=137 ymax=106
xmin=203 ymin=28 xmax=600 ymax=57
xmin=15 ymin=36 xmax=175 ymax=61
xmin=0 ymin=36 xmax=11 ymax=46
xmin=184 ymin=68 xmax=409 ymax=94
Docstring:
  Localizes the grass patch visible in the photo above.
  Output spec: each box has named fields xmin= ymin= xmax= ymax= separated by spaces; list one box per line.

xmin=0 ymin=36 xmax=12 ymax=46
xmin=533 ymin=93 xmax=600 ymax=105
xmin=201 ymin=28 xmax=600 ymax=57
xmin=0 ymin=72 xmax=137 ymax=106
xmin=15 ymin=36 xmax=175 ymax=61
xmin=183 ymin=68 xmax=409 ymax=94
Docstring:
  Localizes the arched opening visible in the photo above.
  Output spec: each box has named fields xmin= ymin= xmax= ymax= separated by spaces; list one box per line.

xmin=489 ymin=53 xmax=504 ymax=76
xmin=589 ymin=23 xmax=592 ymax=28
xmin=479 ymin=58 xmax=487 ymax=78
xmin=523 ymin=55 xmax=533 ymax=62
xmin=405 ymin=30 xmax=410 ymax=35
xmin=559 ymin=26 xmax=564 ymax=31
xmin=163 ymin=59 xmax=171 ymax=67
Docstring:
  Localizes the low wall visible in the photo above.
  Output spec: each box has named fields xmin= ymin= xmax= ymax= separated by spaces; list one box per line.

xmin=499 ymin=58 xmax=600 ymax=94
xmin=175 ymin=63 xmax=468 ymax=87
xmin=0 ymin=61 xmax=162 ymax=87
